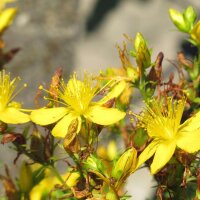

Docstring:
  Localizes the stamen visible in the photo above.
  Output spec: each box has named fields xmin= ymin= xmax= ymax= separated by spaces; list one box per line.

xmin=9 ymin=81 xmax=27 ymax=102
xmin=43 ymin=96 xmax=68 ymax=107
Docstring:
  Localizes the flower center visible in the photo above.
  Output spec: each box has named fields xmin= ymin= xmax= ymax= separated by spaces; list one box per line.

xmin=59 ymin=74 xmax=98 ymax=114
xmin=140 ymin=98 xmax=185 ymax=140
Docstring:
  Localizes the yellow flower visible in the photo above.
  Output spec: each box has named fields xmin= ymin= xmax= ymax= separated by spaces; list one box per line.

xmin=0 ymin=0 xmax=17 ymax=34
xmin=30 ymin=171 xmax=80 ymax=200
xmin=31 ymin=73 xmax=126 ymax=140
xmin=0 ymin=70 xmax=30 ymax=124
xmin=136 ymin=97 xmax=200 ymax=174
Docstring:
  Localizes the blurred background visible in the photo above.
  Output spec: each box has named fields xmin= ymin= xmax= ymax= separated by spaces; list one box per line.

xmin=1 ymin=0 xmax=200 ymax=199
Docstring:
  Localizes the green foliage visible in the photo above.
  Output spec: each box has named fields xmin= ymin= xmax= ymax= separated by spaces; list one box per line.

xmin=2 ymin=3 xmax=200 ymax=200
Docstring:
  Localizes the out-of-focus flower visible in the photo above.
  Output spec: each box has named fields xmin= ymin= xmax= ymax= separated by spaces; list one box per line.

xmin=30 ymin=171 xmax=80 ymax=200
xmin=0 ymin=0 xmax=17 ymax=34
xmin=19 ymin=162 xmax=33 ymax=193
xmin=0 ymin=70 xmax=30 ymax=124
xmin=31 ymin=73 xmax=126 ymax=144
xmin=136 ymin=97 xmax=200 ymax=174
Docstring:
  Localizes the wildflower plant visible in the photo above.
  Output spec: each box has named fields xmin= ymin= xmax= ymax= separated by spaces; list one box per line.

xmin=2 ymin=3 xmax=200 ymax=200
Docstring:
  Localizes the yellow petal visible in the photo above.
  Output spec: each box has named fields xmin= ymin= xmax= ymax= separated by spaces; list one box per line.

xmin=136 ymin=140 xmax=158 ymax=170
xmin=179 ymin=110 xmax=200 ymax=131
xmin=151 ymin=140 xmax=176 ymax=174
xmin=0 ymin=8 xmax=17 ymax=33
xmin=31 ymin=107 xmax=68 ymax=125
xmin=98 ymin=81 xmax=126 ymax=105
xmin=64 ymin=172 xmax=80 ymax=187
xmin=84 ymin=105 xmax=125 ymax=125
xmin=0 ymin=107 xmax=30 ymax=124
xmin=52 ymin=113 xmax=81 ymax=138
xmin=176 ymin=129 xmax=200 ymax=153
xmin=30 ymin=176 xmax=61 ymax=200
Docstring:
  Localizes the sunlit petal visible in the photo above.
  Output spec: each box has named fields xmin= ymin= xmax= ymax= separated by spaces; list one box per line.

xmin=84 ymin=105 xmax=125 ymax=125
xmin=97 ymin=81 xmax=126 ymax=105
xmin=52 ymin=113 xmax=81 ymax=138
xmin=0 ymin=107 xmax=30 ymax=124
xmin=176 ymin=129 xmax=200 ymax=153
xmin=31 ymin=107 xmax=68 ymax=125
xmin=136 ymin=140 xmax=158 ymax=170
xmin=151 ymin=140 xmax=176 ymax=174
xmin=179 ymin=110 xmax=200 ymax=131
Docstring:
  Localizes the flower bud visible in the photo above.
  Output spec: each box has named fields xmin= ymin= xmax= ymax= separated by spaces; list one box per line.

xmin=134 ymin=32 xmax=151 ymax=69
xmin=169 ymin=9 xmax=189 ymax=32
xmin=134 ymin=32 xmax=145 ymax=51
xmin=183 ymin=6 xmax=197 ymax=27
xmin=169 ymin=6 xmax=196 ymax=33
xmin=111 ymin=147 xmax=137 ymax=182
xmin=19 ymin=162 xmax=33 ymax=193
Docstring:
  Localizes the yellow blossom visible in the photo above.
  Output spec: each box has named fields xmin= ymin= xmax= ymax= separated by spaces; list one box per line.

xmin=0 ymin=70 xmax=30 ymax=124
xmin=30 ymin=171 xmax=80 ymax=200
xmin=31 ymin=73 xmax=126 ymax=141
xmin=0 ymin=0 xmax=17 ymax=34
xmin=136 ymin=97 xmax=200 ymax=174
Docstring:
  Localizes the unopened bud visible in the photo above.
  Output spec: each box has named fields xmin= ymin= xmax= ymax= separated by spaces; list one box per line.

xmin=134 ymin=32 xmax=151 ymax=69
xmin=134 ymin=32 xmax=145 ymax=51
xmin=169 ymin=9 xmax=187 ymax=32
xmin=111 ymin=147 xmax=137 ymax=182
xmin=169 ymin=6 xmax=196 ymax=33
xmin=183 ymin=6 xmax=197 ymax=27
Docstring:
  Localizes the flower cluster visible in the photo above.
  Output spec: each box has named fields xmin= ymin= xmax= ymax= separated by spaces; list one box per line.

xmin=2 ymin=4 xmax=200 ymax=200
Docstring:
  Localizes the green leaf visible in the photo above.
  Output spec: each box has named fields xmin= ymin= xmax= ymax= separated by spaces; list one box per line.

xmin=134 ymin=128 xmax=148 ymax=147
